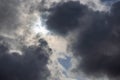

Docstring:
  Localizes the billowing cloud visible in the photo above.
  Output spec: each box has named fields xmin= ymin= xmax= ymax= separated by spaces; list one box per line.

xmin=45 ymin=0 xmax=108 ymax=36
xmin=46 ymin=1 xmax=88 ymax=35
xmin=41 ymin=0 xmax=120 ymax=79
xmin=3 ymin=0 xmax=120 ymax=80
xmin=0 ymin=37 xmax=51 ymax=80
xmin=0 ymin=0 xmax=42 ymax=37
xmin=0 ymin=0 xmax=53 ymax=79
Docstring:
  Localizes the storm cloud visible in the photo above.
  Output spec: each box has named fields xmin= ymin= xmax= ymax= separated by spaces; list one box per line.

xmin=0 ymin=37 xmax=51 ymax=80
xmin=46 ymin=1 xmax=88 ymax=35
xmin=44 ymin=0 xmax=120 ymax=79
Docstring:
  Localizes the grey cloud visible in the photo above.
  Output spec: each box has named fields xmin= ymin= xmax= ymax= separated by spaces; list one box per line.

xmin=0 ymin=0 xmax=21 ymax=33
xmin=0 ymin=0 xmax=39 ymax=35
xmin=0 ymin=0 xmax=53 ymax=80
xmin=40 ymin=0 xmax=120 ymax=79
xmin=0 ymin=37 xmax=51 ymax=80
xmin=46 ymin=1 xmax=88 ymax=35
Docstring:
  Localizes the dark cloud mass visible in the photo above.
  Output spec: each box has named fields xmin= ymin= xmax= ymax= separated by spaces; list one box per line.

xmin=45 ymin=0 xmax=120 ymax=78
xmin=46 ymin=1 xmax=88 ymax=35
xmin=0 ymin=38 xmax=51 ymax=80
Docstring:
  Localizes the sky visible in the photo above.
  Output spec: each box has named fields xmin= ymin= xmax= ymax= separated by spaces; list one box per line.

xmin=0 ymin=0 xmax=120 ymax=80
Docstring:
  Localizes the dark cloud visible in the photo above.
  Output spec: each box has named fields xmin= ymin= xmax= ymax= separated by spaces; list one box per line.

xmin=43 ymin=0 xmax=120 ymax=78
xmin=0 ymin=38 xmax=51 ymax=80
xmin=46 ymin=1 xmax=88 ymax=35
xmin=110 ymin=1 xmax=120 ymax=25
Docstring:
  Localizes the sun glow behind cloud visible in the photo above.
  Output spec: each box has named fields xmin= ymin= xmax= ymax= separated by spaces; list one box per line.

xmin=32 ymin=17 xmax=49 ymax=35
xmin=30 ymin=15 xmax=78 ymax=80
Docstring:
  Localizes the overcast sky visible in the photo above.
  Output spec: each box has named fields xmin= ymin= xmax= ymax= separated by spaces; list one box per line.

xmin=0 ymin=0 xmax=120 ymax=80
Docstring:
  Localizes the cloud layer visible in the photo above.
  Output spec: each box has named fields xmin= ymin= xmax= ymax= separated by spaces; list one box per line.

xmin=0 ymin=37 xmax=51 ymax=80
xmin=0 ymin=0 xmax=52 ymax=80
xmin=42 ymin=0 xmax=120 ymax=79
xmin=1 ymin=0 xmax=120 ymax=80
